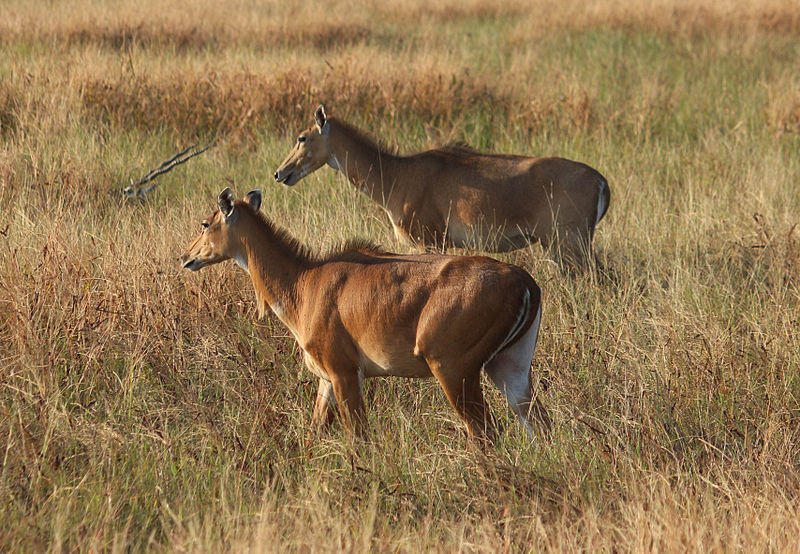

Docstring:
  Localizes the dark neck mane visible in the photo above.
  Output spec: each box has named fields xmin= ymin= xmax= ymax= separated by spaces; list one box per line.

xmin=243 ymin=204 xmax=387 ymax=267
xmin=321 ymin=238 xmax=387 ymax=263
xmin=236 ymin=204 xmax=387 ymax=323
xmin=330 ymin=117 xmax=398 ymax=157
xmin=245 ymin=207 xmax=315 ymax=266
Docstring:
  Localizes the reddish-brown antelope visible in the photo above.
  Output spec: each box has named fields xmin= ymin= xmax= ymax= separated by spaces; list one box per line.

xmin=274 ymin=105 xmax=610 ymax=266
xmin=181 ymin=188 xmax=551 ymax=443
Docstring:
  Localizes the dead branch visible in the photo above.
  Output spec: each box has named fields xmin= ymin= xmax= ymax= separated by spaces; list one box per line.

xmin=123 ymin=143 xmax=212 ymax=198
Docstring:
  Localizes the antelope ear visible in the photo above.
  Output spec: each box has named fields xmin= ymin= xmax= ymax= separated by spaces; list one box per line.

xmin=244 ymin=189 xmax=262 ymax=213
xmin=314 ymin=104 xmax=327 ymax=132
xmin=218 ymin=187 xmax=235 ymax=218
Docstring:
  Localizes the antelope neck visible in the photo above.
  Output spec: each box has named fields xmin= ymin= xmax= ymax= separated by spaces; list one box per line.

xmin=237 ymin=209 xmax=308 ymax=327
xmin=328 ymin=119 xmax=404 ymax=210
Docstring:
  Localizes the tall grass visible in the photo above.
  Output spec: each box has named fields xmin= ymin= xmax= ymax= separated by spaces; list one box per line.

xmin=1 ymin=0 xmax=799 ymax=551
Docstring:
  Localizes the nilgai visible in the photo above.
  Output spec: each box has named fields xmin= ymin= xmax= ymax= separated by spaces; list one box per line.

xmin=181 ymin=188 xmax=551 ymax=442
xmin=275 ymin=105 xmax=609 ymax=266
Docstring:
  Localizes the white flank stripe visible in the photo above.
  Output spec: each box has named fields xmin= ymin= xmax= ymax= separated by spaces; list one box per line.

xmin=484 ymin=288 xmax=530 ymax=368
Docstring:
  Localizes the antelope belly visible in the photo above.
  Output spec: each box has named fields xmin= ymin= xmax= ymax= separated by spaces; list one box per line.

xmin=444 ymin=220 xmax=481 ymax=247
xmin=358 ymin=346 xmax=431 ymax=378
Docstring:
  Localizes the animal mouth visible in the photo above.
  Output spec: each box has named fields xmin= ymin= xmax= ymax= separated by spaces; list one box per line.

xmin=181 ymin=257 xmax=203 ymax=271
xmin=275 ymin=170 xmax=295 ymax=186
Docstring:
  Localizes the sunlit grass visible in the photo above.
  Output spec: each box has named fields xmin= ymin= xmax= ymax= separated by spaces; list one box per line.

xmin=1 ymin=0 xmax=799 ymax=551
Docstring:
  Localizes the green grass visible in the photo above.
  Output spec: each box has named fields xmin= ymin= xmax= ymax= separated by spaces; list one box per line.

xmin=1 ymin=0 xmax=800 ymax=551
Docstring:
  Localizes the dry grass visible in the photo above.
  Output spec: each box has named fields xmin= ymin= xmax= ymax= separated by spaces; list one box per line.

xmin=4 ymin=0 xmax=800 ymax=44
xmin=1 ymin=0 xmax=800 ymax=551
xmin=80 ymin=70 xmax=519 ymax=146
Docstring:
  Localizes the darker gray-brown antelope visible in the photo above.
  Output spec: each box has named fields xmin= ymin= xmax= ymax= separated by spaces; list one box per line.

xmin=274 ymin=105 xmax=610 ymax=266
xmin=181 ymin=188 xmax=551 ymax=443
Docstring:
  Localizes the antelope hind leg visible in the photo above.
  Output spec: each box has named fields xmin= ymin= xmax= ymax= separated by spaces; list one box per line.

xmin=484 ymin=308 xmax=552 ymax=437
xmin=428 ymin=358 xmax=495 ymax=443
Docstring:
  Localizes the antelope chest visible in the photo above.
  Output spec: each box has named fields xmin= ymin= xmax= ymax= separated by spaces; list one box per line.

xmin=302 ymin=350 xmax=330 ymax=381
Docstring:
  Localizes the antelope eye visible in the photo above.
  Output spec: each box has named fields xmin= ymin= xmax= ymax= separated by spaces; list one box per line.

xmin=297 ymin=136 xmax=307 ymax=143
xmin=201 ymin=221 xmax=210 ymax=230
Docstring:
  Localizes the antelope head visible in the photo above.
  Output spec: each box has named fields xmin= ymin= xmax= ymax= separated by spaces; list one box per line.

xmin=181 ymin=187 xmax=262 ymax=272
xmin=274 ymin=104 xmax=334 ymax=187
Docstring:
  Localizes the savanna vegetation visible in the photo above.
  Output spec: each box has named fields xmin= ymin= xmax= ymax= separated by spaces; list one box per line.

xmin=1 ymin=0 xmax=799 ymax=551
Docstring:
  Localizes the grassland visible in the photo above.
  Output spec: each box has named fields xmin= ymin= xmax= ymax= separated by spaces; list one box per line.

xmin=1 ymin=0 xmax=799 ymax=551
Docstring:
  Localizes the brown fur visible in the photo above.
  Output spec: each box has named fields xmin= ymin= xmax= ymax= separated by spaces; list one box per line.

xmin=181 ymin=188 xmax=551 ymax=443
xmin=274 ymin=105 xmax=610 ymax=265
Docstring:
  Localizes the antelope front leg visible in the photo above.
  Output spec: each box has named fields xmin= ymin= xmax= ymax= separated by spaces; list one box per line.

xmin=311 ymin=379 xmax=337 ymax=430
xmin=329 ymin=370 xmax=367 ymax=439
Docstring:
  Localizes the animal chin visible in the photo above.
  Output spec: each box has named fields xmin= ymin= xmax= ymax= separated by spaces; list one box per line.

xmin=182 ymin=258 xmax=204 ymax=271
xmin=275 ymin=171 xmax=295 ymax=186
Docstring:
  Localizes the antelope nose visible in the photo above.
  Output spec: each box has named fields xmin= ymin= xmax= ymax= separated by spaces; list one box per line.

xmin=273 ymin=171 xmax=279 ymax=181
